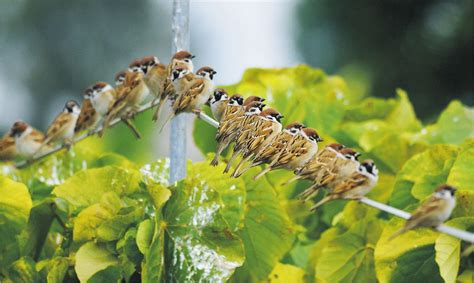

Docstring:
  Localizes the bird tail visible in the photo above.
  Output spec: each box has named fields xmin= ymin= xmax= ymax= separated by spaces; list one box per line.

xmin=298 ymin=183 xmax=323 ymax=202
xmin=253 ymin=166 xmax=272 ymax=181
xmin=224 ymin=149 xmax=240 ymax=174
xmin=232 ymin=155 xmax=252 ymax=178
xmin=159 ymin=111 xmax=175 ymax=133
xmin=122 ymin=118 xmax=142 ymax=139
xmin=388 ymin=227 xmax=408 ymax=241
xmin=236 ymin=160 xmax=262 ymax=177
xmin=282 ymin=175 xmax=301 ymax=186
xmin=152 ymin=96 xmax=167 ymax=122
xmin=210 ymin=141 xmax=228 ymax=166
xmin=309 ymin=194 xmax=337 ymax=211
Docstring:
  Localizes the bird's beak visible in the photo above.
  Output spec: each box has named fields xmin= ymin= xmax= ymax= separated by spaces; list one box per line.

xmin=317 ymin=137 xmax=323 ymax=142
xmin=190 ymin=55 xmax=196 ymax=59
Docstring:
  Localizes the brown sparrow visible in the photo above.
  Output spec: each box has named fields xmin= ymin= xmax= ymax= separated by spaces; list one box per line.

xmin=389 ymin=184 xmax=456 ymax=240
xmin=299 ymin=147 xmax=361 ymax=201
xmin=0 ymin=130 xmax=16 ymax=161
xmin=160 ymin=67 xmax=216 ymax=131
xmin=36 ymin=100 xmax=80 ymax=155
xmin=11 ymin=121 xmax=48 ymax=159
xmin=210 ymin=95 xmax=265 ymax=166
xmin=230 ymin=108 xmax=284 ymax=177
xmin=152 ymin=51 xmax=195 ymax=122
xmin=310 ymin=159 xmax=378 ymax=211
xmin=74 ymin=90 xmax=99 ymax=136
xmin=222 ymin=101 xmax=268 ymax=173
xmin=252 ymin=127 xmax=323 ymax=180
xmin=140 ymin=56 xmax=168 ymax=110
xmin=101 ymin=60 xmax=149 ymax=138
xmin=208 ymin=88 xmax=229 ymax=122
xmin=235 ymin=122 xmax=306 ymax=176
xmin=285 ymin=143 xmax=345 ymax=186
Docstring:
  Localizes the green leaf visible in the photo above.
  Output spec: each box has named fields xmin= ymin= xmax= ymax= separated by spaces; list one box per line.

xmin=447 ymin=143 xmax=474 ymax=217
xmin=162 ymin=175 xmax=245 ymax=282
xmin=420 ymin=100 xmax=474 ymax=145
xmin=136 ymin=219 xmax=154 ymax=255
xmin=232 ymin=173 xmax=295 ymax=282
xmin=435 ymin=217 xmax=474 ymax=283
xmin=53 ymin=166 xmax=141 ymax=211
xmin=390 ymin=245 xmax=443 ymax=283
xmin=88 ymin=266 xmax=122 ymax=283
xmin=6 ymin=257 xmax=39 ymax=283
xmin=0 ymin=177 xmax=32 ymax=269
xmin=73 ymin=192 xmax=144 ymax=242
xmin=268 ymin=263 xmax=305 ymax=283
xmin=20 ymin=199 xmax=56 ymax=260
xmin=385 ymin=89 xmax=422 ymax=132
xmin=75 ymin=242 xmax=119 ymax=283
xmin=375 ymin=217 xmax=439 ymax=282
xmin=389 ymin=145 xmax=459 ymax=209
xmin=45 ymin=257 xmax=70 ymax=283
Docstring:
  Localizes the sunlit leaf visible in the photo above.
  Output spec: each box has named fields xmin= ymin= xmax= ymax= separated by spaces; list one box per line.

xmin=75 ymin=242 xmax=119 ymax=282
xmin=268 ymin=263 xmax=305 ymax=283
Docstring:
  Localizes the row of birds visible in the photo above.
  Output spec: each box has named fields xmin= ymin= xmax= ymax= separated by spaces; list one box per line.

xmin=0 ymin=50 xmax=457 ymax=239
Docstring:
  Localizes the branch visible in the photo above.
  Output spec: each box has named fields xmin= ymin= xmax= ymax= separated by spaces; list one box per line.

xmin=13 ymin=101 xmax=474 ymax=243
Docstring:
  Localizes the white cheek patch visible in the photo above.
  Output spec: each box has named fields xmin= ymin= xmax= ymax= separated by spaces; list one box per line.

xmin=101 ymin=84 xmax=113 ymax=92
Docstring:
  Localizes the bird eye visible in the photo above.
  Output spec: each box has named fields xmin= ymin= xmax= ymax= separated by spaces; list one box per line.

xmin=184 ymin=59 xmax=190 ymax=63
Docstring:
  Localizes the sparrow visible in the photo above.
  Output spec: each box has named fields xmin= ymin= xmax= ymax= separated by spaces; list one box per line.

xmin=310 ymin=159 xmax=378 ymax=211
xmin=235 ymin=122 xmax=306 ymax=176
xmin=74 ymin=89 xmax=99 ymax=136
xmin=299 ymin=147 xmax=361 ymax=201
xmin=210 ymin=95 xmax=265 ymax=166
xmin=284 ymin=143 xmax=345 ymax=186
xmin=208 ymin=88 xmax=229 ymax=122
xmin=0 ymin=130 xmax=16 ymax=161
xmin=36 ymin=100 xmax=81 ymax=155
xmin=389 ymin=184 xmax=456 ymax=240
xmin=10 ymin=121 xmax=48 ymax=159
xmin=152 ymin=51 xmax=195 ymax=122
xmin=101 ymin=60 xmax=149 ymax=138
xmin=140 ymin=55 xmax=167 ymax=103
xmin=230 ymin=108 xmax=284 ymax=177
xmin=160 ymin=66 xmax=216 ymax=131
xmin=251 ymin=127 xmax=323 ymax=180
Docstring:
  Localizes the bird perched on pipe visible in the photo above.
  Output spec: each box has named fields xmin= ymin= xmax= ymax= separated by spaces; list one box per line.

xmin=230 ymin=108 xmax=284 ymax=177
xmin=152 ymin=50 xmax=195 ymax=122
xmin=208 ymin=88 xmax=229 ymax=122
xmin=251 ymin=127 xmax=323 ymax=180
xmin=284 ymin=143 xmax=345 ymax=186
xmin=160 ymin=66 xmax=216 ymax=132
xmin=35 ymin=100 xmax=80 ymax=156
xmin=389 ymin=184 xmax=456 ymax=240
xmin=223 ymin=100 xmax=268 ymax=173
xmin=0 ymin=130 xmax=17 ymax=161
xmin=11 ymin=121 xmax=49 ymax=159
xmin=299 ymin=147 xmax=360 ymax=201
xmin=239 ymin=122 xmax=306 ymax=173
xmin=310 ymin=159 xmax=378 ymax=211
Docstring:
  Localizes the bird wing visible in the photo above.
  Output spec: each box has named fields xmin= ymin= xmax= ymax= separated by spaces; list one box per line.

xmin=75 ymin=99 xmax=97 ymax=132
xmin=45 ymin=113 xmax=73 ymax=140
xmin=253 ymin=132 xmax=288 ymax=163
xmin=409 ymin=196 xmax=445 ymax=222
xmin=173 ymin=79 xmax=205 ymax=113
xmin=246 ymin=119 xmax=275 ymax=153
xmin=30 ymin=128 xmax=46 ymax=143
xmin=331 ymin=172 xmax=367 ymax=194
xmin=275 ymin=136 xmax=309 ymax=165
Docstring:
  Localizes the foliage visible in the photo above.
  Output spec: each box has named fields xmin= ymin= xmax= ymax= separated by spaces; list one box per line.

xmin=1 ymin=65 xmax=473 ymax=282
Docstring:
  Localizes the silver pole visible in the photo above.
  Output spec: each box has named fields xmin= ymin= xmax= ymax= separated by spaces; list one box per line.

xmin=169 ymin=0 xmax=190 ymax=183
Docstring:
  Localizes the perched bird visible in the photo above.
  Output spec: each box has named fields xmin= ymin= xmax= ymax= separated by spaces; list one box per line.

xmin=310 ymin=159 xmax=378 ymax=211
xmin=284 ymin=143 xmax=345 ymax=186
xmin=389 ymin=184 xmax=456 ymax=240
xmin=10 ymin=121 xmax=48 ymax=159
xmin=0 ymin=130 xmax=16 ymax=161
xmin=140 ymin=56 xmax=167 ymax=104
xmin=299 ymin=147 xmax=360 ymax=201
xmin=101 ymin=60 xmax=149 ymax=138
xmin=36 ymin=100 xmax=80 ymax=155
xmin=160 ymin=66 xmax=216 ymax=131
xmin=208 ymin=88 xmax=229 ymax=122
xmin=241 ymin=122 xmax=306 ymax=170
xmin=152 ymin=50 xmax=195 ymax=121
xmin=210 ymin=95 xmax=265 ymax=166
xmin=230 ymin=108 xmax=284 ymax=177
xmin=74 ymin=89 xmax=99 ymax=136
xmin=251 ymin=127 xmax=323 ymax=180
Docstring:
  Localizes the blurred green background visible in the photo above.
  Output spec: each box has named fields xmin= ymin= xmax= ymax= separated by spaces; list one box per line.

xmin=0 ymin=0 xmax=472 ymax=161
